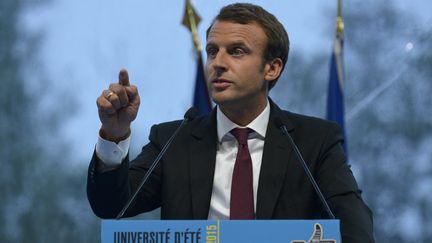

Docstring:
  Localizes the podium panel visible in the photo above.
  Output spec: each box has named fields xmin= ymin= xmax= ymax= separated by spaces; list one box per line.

xmin=102 ymin=219 xmax=339 ymax=243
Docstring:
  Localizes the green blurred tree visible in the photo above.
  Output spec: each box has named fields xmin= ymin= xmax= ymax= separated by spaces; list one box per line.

xmin=272 ymin=0 xmax=432 ymax=242
xmin=0 ymin=0 xmax=99 ymax=242
xmin=344 ymin=1 xmax=432 ymax=241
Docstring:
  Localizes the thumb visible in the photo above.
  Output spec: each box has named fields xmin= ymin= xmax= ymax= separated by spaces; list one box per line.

xmin=119 ymin=68 xmax=130 ymax=86
xmin=311 ymin=223 xmax=322 ymax=240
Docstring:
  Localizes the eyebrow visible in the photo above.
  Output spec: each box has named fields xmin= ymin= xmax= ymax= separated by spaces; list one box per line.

xmin=206 ymin=40 xmax=249 ymax=48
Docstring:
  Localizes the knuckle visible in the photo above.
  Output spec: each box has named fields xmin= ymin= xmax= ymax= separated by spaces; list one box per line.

xmin=98 ymin=103 xmax=113 ymax=113
xmin=96 ymin=96 xmax=103 ymax=105
xmin=110 ymin=94 xmax=119 ymax=101
xmin=109 ymin=83 xmax=119 ymax=89
xmin=130 ymin=85 xmax=138 ymax=93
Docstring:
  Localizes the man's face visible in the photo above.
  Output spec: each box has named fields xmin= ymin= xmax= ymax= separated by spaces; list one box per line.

xmin=205 ymin=20 xmax=271 ymax=109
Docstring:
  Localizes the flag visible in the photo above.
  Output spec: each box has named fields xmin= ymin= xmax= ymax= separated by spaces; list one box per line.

xmin=182 ymin=0 xmax=212 ymax=115
xmin=193 ymin=54 xmax=211 ymax=115
xmin=326 ymin=11 xmax=348 ymax=153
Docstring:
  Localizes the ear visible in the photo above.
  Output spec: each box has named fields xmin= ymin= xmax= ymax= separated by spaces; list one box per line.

xmin=263 ymin=58 xmax=283 ymax=82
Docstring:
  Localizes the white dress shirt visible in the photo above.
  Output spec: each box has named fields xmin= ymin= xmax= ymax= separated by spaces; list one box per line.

xmin=95 ymin=134 xmax=130 ymax=166
xmin=208 ymin=101 xmax=269 ymax=219
xmin=95 ymin=100 xmax=270 ymax=219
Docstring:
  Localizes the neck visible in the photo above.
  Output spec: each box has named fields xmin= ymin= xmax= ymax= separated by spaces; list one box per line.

xmin=219 ymin=98 xmax=267 ymax=126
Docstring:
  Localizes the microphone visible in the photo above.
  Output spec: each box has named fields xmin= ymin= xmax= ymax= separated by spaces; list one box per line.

xmin=116 ymin=107 xmax=198 ymax=219
xmin=274 ymin=117 xmax=335 ymax=219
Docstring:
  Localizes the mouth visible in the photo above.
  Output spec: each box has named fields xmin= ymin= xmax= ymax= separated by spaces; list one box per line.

xmin=211 ymin=78 xmax=232 ymax=90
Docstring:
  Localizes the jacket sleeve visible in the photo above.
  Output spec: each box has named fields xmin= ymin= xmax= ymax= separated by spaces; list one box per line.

xmin=86 ymin=124 xmax=163 ymax=219
xmin=316 ymin=122 xmax=375 ymax=243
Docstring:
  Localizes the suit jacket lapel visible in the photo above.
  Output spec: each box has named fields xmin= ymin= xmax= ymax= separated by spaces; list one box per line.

xmin=188 ymin=109 xmax=218 ymax=219
xmin=256 ymin=101 xmax=295 ymax=219
xmin=186 ymin=102 xmax=296 ymax=219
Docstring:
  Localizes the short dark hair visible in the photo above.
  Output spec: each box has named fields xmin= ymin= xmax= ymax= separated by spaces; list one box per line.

xmin=206 ymin=3 xmax=289 ymax=89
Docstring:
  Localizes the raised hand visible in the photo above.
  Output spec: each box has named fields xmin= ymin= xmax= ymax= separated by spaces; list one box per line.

xmin=96 ymin=69 xmax=140 ymax=142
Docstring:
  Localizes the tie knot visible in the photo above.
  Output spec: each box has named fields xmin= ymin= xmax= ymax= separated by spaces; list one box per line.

xmin=230 ymin=128 xmax=250 ymax=145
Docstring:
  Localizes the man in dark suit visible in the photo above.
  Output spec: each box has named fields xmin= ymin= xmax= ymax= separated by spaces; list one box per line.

xmin=87 ymin=3 xmax=374 ymax=242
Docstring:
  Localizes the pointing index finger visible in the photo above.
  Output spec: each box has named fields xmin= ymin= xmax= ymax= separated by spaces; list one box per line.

xmin=119 ymin=68 xmax=130 ymax=86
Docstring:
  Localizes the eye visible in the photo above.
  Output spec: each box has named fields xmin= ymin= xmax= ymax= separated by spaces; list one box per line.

xmin=206 ymin=46 xmax=218 ymax=59
xmin=231 ymin=47 xmax=246 ymax=57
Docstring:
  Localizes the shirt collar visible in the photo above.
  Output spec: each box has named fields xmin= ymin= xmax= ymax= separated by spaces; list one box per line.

xmin=216 ymin=100 xmax=270 ymax=142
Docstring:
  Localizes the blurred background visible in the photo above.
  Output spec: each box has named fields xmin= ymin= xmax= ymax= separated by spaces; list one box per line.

xmin=1 ymin=0 xmax=431 ymax=242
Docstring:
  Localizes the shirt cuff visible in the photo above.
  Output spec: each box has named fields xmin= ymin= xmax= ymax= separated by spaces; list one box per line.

xmin=95 ymin=134 xmax=130 ymax=166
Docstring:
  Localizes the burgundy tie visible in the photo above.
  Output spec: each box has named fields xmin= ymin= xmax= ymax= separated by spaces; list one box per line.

xmin=230 ymin=128 xmax=255 ymax=219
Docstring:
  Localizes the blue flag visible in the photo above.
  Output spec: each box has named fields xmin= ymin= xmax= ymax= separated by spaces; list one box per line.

xmin=193 ymin=54 xmax=212 ymax=115
xmin=326 ymin=33 xmax=347 ymax=154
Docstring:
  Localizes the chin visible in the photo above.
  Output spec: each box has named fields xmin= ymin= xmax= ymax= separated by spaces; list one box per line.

xmin=211 ymin=94 xmax=229 ymax=106
xmin=210 ymin=95 xmax=224 ymax=106
xmin=211 ymin=94 xmax=241 ymax=108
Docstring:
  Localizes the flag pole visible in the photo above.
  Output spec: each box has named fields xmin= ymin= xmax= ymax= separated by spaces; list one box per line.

xmin=182 ymin=0 xmax=212 ymax=115
xmin=336 ymin=0 xmax=344 ymax=38
xmin=326 ymin=0 xmax=348 ymax=154
xmin=182 ymin=0 xmax=202 ymax=53
xmin=334 ymin=0 xmax=344 ymax=85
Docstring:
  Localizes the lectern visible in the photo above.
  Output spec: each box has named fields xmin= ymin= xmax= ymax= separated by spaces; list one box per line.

xmin=102 ymin=219 xmax=340 ymax=243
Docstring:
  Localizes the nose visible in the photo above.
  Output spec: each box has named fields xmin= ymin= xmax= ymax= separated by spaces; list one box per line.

xmin=208 ymin=51 xmax=228 ymax=76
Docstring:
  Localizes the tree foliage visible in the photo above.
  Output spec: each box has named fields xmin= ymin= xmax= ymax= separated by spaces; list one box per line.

xmin=2 ymin=0 xmax=431 ymax=242
xmin=272 ymin=0 xmax=432 ymax=242
xmin=0 ymin=0 xmax=98 ymax=242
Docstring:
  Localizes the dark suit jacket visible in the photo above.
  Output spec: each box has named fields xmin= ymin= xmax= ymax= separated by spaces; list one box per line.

xmin=87 ymin=100 xmax=374 ymax=242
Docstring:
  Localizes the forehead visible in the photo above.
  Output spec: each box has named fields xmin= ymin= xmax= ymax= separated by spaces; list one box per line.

xmin=206 ymin=20 xmax=267 ymax=47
